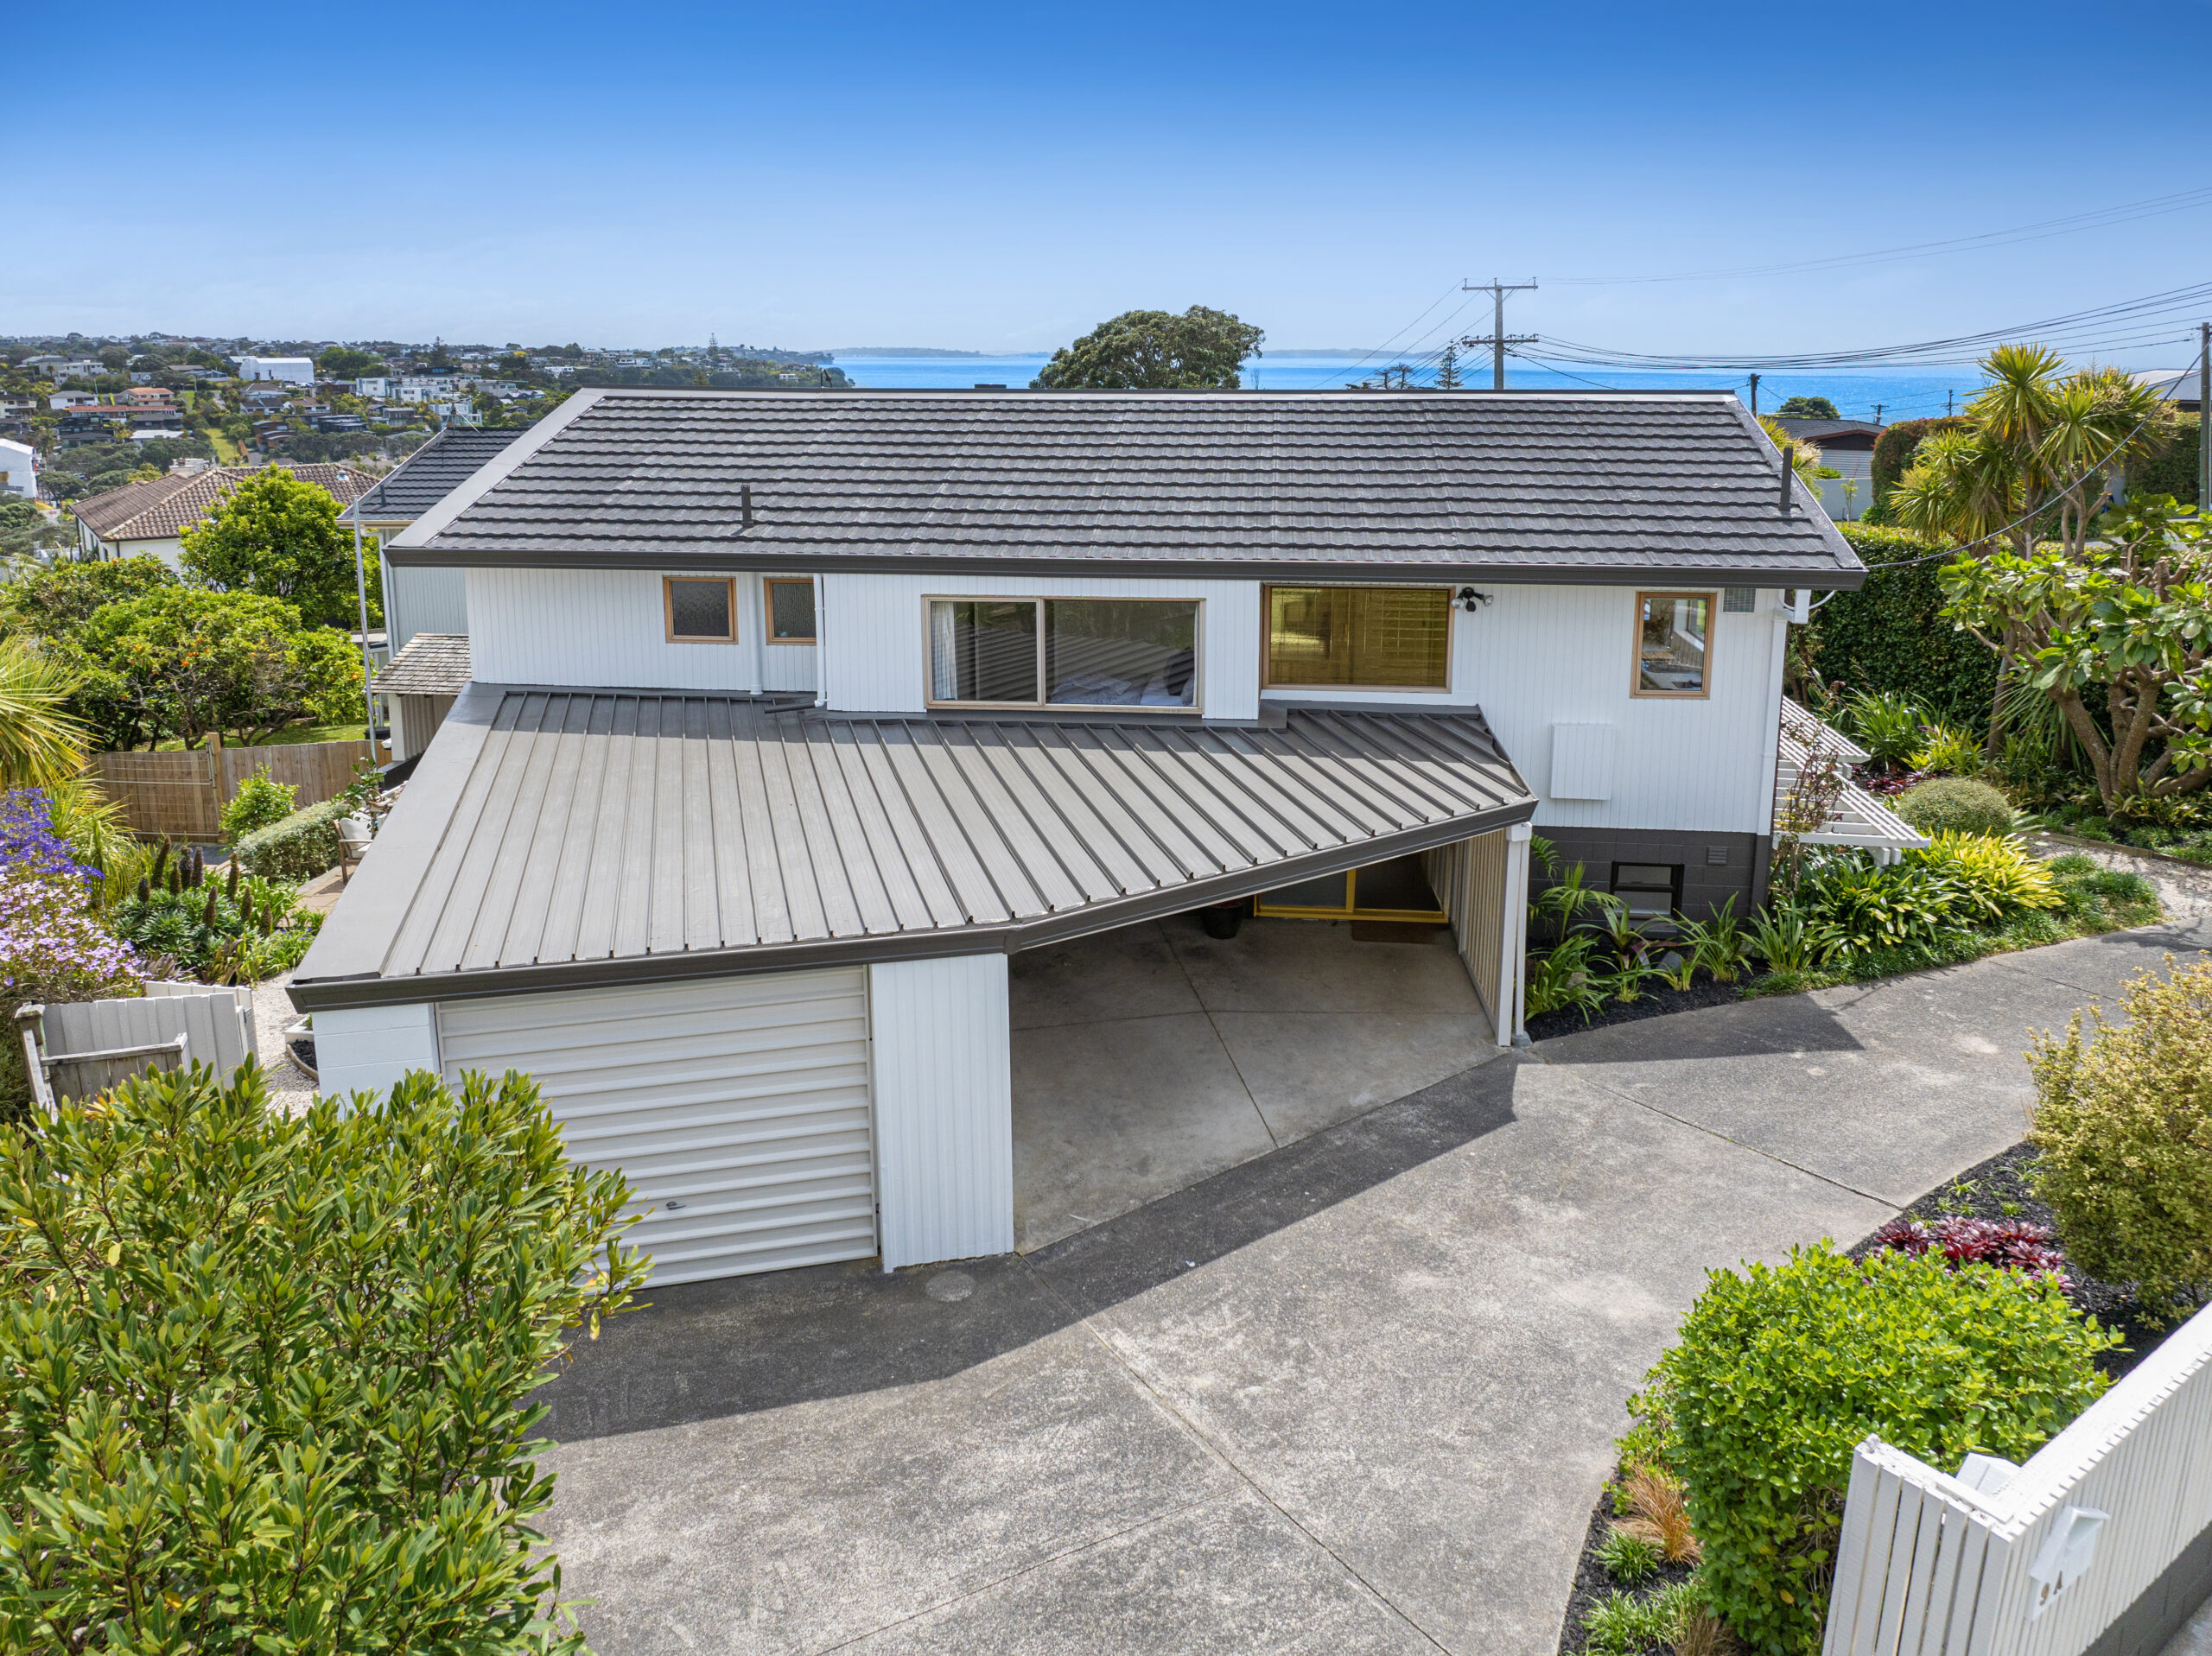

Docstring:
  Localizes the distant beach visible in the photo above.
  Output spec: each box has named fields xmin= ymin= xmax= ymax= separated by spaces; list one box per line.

xmin=827 ymin=352 xmax=1990 ymax=423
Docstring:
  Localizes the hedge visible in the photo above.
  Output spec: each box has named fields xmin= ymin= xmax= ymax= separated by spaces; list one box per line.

xmin=2127 ymin=412 xmax=2200 ymax=506
xmin=1803 ymin=523 xmax=1999 ymax=726
xmin=0 ymin=1063 xmax=647 ymax=1652
xmin=230 ymin=792 xmax=354 ymax=881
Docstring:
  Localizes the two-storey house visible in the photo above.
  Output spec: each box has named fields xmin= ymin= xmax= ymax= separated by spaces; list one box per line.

xmin=289 ymin=387 xmax=1870 ymax=1285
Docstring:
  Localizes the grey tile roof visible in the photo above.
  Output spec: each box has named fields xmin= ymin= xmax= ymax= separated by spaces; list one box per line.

xmin=371 ymin=633 xmax=470 ymax=696
xmin=341 ymin=426 xmax=526 ymax=524
xmin=392 ymin=388 xmax=1866 ymax=587
xmin=289 ymin=688 xmax=1535 ymax=1009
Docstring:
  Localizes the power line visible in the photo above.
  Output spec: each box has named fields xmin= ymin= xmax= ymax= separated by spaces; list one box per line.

xmin=1548 ymin=186 xmax=2212 ymax=288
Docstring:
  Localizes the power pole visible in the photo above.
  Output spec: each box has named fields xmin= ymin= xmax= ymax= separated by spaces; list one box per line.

xmin=1748 ymin=373 xmax=1759 ymax=416
xmin=1945 ymin=390 xmax=1953 ymax=416
xmin=1872 ymin=403 xmax=1885 ymax=427
xmin=1460 ymin=279 xmax=1537 ymax=390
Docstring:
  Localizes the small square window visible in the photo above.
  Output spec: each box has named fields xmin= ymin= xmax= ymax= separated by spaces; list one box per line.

xmin=766 ymin=578 xmax=816 ymax=643
xmin=1611 ymin=861 xmax=1681 ymax=920
xmin=665 ymin=576 xmax=736 ymax=643
xmin=1633 ymin=592 xmax=1713 ymax=697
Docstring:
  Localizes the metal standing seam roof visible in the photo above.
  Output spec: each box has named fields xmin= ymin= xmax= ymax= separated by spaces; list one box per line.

xmin=288 ymin=687 xmax=1536 ymax=1010
xmin=340 ymin=426 xmax=528 ymax=524
xmin=371 ymin=633 xmax=471 ymax=696
xmin=385 ymin=387 xmax=1868 ymax=587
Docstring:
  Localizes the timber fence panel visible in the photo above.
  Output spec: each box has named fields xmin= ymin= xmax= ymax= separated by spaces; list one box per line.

xmin=93 ymin=739 xmax=384 ymax=841
xmin=1822 ymin=1301 xmax=2212 ymax=1656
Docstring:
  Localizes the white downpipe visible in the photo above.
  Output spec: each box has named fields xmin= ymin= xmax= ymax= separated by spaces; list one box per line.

xmin=812 ymin=574 xmax=827 ymax=707
xmin=1500 ymin=822 xmax=1533 ymax=1046
xmin=747 ymin=573 xmax=765 ymax=697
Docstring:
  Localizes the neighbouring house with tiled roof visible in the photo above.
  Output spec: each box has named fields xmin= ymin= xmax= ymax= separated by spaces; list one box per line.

xmin=70 ymin=462 xmax=378 ymax=569
xmin=292 ymin=386 xmax=1904 ymax=1291
xmin=340 ymin=424 xmax=524 ymax=650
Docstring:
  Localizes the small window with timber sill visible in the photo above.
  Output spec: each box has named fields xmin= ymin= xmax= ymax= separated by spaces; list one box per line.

xmin=1632 ymin=592 xmax=1713 ymax=697
xmin=766 ymin=578 xmax=816 ymax=644
xmin=664 ymin=576 xmax=737 ymax=643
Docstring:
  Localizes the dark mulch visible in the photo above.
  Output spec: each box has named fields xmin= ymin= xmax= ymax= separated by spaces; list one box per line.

xmin=1554 ymin=1142 xmax=2199 ymax=1653
xmin=1557 ymin=1494 xmax=1696 ymax=1655
xmin=1526 ymin=969 xmax=1745 ymax=1044
xmin=1842 ymin=1140 xmax=2190 ymax=1384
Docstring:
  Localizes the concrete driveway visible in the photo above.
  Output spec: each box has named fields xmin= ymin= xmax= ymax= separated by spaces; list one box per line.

xmin=534 ymin=900 xmax=2212 ymax=1656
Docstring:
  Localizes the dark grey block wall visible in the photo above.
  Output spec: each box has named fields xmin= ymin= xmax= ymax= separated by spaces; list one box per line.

xmin=2083 ymin=1517 xmax=2212 ymax=1656
xmin=1531 ymin=827 xmax=1766 ymax=921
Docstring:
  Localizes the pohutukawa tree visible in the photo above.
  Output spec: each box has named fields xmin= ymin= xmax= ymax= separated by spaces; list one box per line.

xmin=1939 ymin=497 xmax=2212 ymax=809
xmin=1033 ymin=306 xmax=1264 ymax=390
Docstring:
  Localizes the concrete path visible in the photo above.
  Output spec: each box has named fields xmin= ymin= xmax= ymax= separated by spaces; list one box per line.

xmin=534 ymin=904 xmax=2212 ymax=1656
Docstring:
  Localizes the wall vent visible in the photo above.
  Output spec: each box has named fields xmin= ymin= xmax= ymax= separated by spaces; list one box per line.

xmin=1722 ymin=587 xmax=1757 ymax=613
xmin=1707 ymin=846 xmax=1730 ymax=866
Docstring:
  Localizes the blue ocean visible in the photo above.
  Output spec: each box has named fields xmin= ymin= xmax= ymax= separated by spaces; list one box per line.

xmin=828 ymin=352 xmax=1987 ymax=424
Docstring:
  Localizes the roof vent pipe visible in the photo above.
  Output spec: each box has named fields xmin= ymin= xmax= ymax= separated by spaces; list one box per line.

xmin=741 ymin=484 xmax=754 ymax=530
xmin=1779 ymin=446 xmax=1795 ymax=513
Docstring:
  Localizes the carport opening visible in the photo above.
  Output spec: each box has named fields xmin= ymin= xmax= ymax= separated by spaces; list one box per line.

xmin=1007 ymin=849 xmax=1511 ymax=1253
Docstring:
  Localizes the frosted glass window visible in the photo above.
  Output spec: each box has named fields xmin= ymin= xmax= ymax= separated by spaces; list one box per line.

xmin=766 ymin=578 xmax=816 ymax=642
xmin=665 ymin=577 xmax=735 ymax=643
xmin=1634 ymin=593 xmax=1712 ymax=696
xmin=1265 ymin=587 xmax=1450 ymax=688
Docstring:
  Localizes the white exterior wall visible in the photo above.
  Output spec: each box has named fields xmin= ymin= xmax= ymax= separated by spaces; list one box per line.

xmin=1262 ymin=583 xmax=1790 ymax=835
xmin=818 ymin=572 xmax=1260 ymax=719
xmin=0 ymin=438 xmax=35 ymax=499
xmin=312 ymin=1001 xmax=439 ymax=1101
xmin=236 ymin=356 xmax=315 ymax=384
xmin=383 ymin=553 xmax=468 ymax=651
xmin=869 ymin=954 xmax=1014 ymax=1270
xmin=467 ymin=566 xmax=811 ymax=693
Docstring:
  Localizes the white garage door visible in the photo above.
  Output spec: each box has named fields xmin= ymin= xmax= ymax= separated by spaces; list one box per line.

xmin=436 ymin=968 xmax=875 ymax=1284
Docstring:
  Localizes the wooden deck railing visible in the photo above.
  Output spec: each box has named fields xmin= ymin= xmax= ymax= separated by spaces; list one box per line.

xmin=1823 ymin=1299 xmax=2212 ymax=1656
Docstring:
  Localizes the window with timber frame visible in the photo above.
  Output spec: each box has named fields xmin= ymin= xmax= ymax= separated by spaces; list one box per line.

xmin=1263 ymin=586 xmax=1451 ymax=689
xmin=926 ymin=597 xmax=1200 ymax=710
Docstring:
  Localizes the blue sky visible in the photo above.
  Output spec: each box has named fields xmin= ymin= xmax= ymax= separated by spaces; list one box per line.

xmin=14 ymin=1 xmax=2211 ymax=364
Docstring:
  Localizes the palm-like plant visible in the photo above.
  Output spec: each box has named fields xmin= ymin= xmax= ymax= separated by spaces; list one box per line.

xmin=0 ymin=638 xmax=87 ymax=789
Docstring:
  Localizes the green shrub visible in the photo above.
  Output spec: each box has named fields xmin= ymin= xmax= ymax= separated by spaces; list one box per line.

xmin=1896 ymin=776 xmax=2014 ymax=836
xmin=1910 ymin=722 xmax=1983 ymax=777
xmin=2128 ymin=412 xmax=2199 ymax=507
xmin=1904 ymin=833 xmax=2061 ymax=915
xmin=1643 ymin=1246 xmax=2113 ymax=1655
xmin=1580 ymin=1583 xmax=1698 ymax=1655
xmin=109 ymin=859 xmax=321 ymax=984
xmin=1596 ymin=1528 xmax=1663 ymax=1585
xmin=1805 ymin=524 xmax=1997 ymax=726
xmin=231 ymin=792 xmax=355 ymax=881
xmin=0 ymin=1063 xmax=647 ymax=1653
xmin=219 ymin=764 xmax=298 ymax=841
xmin=2031 ymin=958 xmax=2212 ymax=1322
xmin=1798 ymin=856 xmax=1978 ymax=955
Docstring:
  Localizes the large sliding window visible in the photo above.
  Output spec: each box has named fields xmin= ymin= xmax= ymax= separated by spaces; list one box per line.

xmin=927 ymin=597 xmax=1199 ymax=710
xmin=1264 ymin=586 xmax=1451 ymax=689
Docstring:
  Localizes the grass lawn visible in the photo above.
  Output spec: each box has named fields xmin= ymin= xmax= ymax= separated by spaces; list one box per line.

xmin=149 ymin=722 xmax=376 ymax=752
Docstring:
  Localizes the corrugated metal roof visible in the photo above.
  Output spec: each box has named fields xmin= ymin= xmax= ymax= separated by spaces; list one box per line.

xmin=372 ymin=633 xmax=471 ymax=695
xmin=289 ymin=688 xmax=1535 ymax=1009
xmin=387 ymin=388 xmax=1866 ymax=587
xmin=341 ymin=426 xmax=525 ymax=524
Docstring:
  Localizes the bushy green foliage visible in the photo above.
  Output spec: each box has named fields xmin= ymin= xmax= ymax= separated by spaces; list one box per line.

xmin=2125 ymin=413 xmax=2198 ymax=507
xmin=231 ymin=792 xmax=357 ymax=882
xmin=1643 ymin=1246 xmax=2113 ymax=1654
xmin=1906 ymin=833 xmax=2061 ymax=912
xmin=1033 ymin=306 xmax=1263 ymax=390
xmin=1776 ymin=396 xmax=1839 ymax=420
xmin=0 ymin=1063 xmax=647 ymax=1653
xmin=1896 ymin=776 xmax=2015 ymax=836
xmin=1596 ymin=1528 xmax=1663 ymax=1584
xmin=1910 ymin=721 xmax=1983 ymax=776
xmin=180 ymin=465 xmax=369 ymax=630
xmin=1802 ymin=525 xmax=1999 ymax=726
xmin=1580 ymin=1582 xmax=1697 ymax=1654
xmin=1843 ymin=687 xmax=1926 ymax=766
xmin=2031 ymin=957 xmax=2212 ymax=1322
xmin=110 ymin=857 xmax=321 ymax=983
xmin=219 ymin=764 xmax=298 ymax=841
xmin=1866 ymin=416 xmax=1971 ymax=517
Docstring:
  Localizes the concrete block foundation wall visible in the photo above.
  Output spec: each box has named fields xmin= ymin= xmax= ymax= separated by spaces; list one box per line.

xmin=1532 ymin=828 xmax=1764 ymax=921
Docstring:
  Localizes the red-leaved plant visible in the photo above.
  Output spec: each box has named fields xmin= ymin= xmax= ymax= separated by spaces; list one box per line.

xmin=1871 ymin=1215 xmax=2069 ymax=1283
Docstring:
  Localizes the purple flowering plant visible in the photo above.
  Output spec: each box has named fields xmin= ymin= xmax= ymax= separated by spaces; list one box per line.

xmin=0 ymin=787 xmax=143 ymax=1017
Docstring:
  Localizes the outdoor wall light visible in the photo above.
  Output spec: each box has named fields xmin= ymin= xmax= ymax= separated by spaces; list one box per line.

xmin=1457 ymin=587 xmax=1491 ymax=612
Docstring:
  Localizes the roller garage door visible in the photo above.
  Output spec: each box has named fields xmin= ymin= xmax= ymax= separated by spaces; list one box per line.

xmin=436 ymin=968 xmax=875 ymax=1284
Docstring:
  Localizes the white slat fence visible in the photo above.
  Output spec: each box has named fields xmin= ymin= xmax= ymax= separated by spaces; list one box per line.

xmin=1823 ymin=1299 xmax=2212 ymax=1656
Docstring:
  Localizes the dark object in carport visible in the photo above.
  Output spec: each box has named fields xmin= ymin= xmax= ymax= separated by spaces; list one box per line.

xmin=1199 ymin=901 xmax=1247 ymax=939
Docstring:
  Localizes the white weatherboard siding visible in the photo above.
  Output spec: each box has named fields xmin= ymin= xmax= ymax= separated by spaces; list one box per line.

xmin=467 ymin=566 xmax=816 ymax=692
xmin=384 ymin=557 xmax=467 ymax=652
xmin=314 ymin=1001 xmax=440 ymax=1100
xmin=820 ymin=572 xmax=1261 ymax=719
xmin=436 ymin=969 xmax=876 ymax=1285
xmin=1264 ymin=583 xmax=1789 ymax=835
xmin=869 ymin=954 xmax=1014 ymax=1270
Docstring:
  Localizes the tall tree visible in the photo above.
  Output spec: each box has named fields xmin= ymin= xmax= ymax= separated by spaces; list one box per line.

xmin=180 ymin=466 xmax=359 ymax=630
xmin=315 ymin=346 xmax=386 ymax=379
xmin=1776 ymin=396 xmax=1840 ymax=419
xmin=1436 ymin=346 xmax=1462 ymax=390
xmin=1033 ymin=307 xmax=1263 ymax=390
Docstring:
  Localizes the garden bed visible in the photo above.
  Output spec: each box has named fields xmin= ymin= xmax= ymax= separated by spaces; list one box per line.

xmin=1554 ymin=1144 xmax=2202 ymax=1654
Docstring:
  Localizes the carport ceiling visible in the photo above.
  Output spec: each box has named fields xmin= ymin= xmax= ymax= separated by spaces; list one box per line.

xmin=290 ymin=687 xmax=1535 ymax=1009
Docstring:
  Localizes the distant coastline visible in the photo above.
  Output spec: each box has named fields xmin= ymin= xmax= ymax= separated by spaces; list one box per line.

xmin=822 ymin=346 xmax=1027 ymax=358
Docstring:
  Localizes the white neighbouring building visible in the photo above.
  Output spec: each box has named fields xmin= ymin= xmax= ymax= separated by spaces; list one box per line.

xmin=0 ymin=438 xmax=35 ymax=500
xmin=235 ymin=355 xmax=316 ymax=384
xmin=292 ymin=386 xmax=1885 ymax=1287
